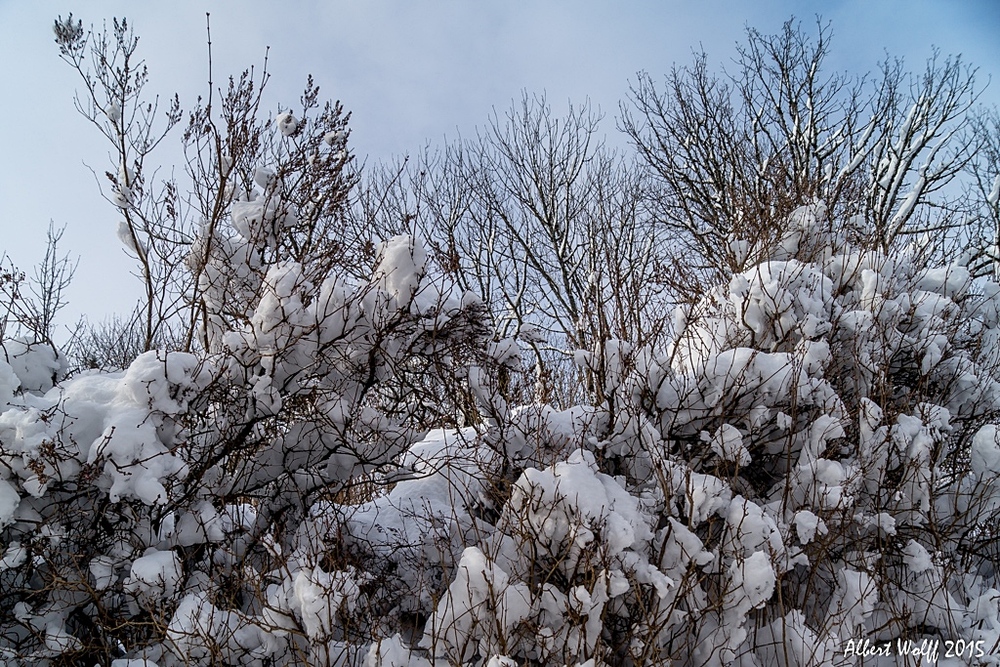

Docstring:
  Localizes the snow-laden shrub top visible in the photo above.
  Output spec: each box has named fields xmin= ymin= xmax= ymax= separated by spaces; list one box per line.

xmin=4 ymin=202 xmax=1000 ymax=666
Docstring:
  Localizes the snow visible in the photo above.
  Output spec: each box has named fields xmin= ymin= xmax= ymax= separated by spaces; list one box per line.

xmin=505 ymin=448 xmax=653 ymax=560
xmin=4 ymin=340 xmax=64 ymax=392
xmin=658 ymin=517 xmax=714 ymax=574
xmin=90 ymin=554 xmax=117 ymax=590
xmin=487 ymin=337 xmax=521 ymax=367
xmin=291 ymin=566 xmax=362 ymax=641
xmin=971 ymin=424 xmax=1000 ymax=478
xmin=125 ymin=548 xmax=182 ymax=603
xmin=275 ymin=111 xmax=298 ymax=136
xmin=793 ymin=509 xmax=826 ymax=544
xmin=0 ymin=479 xmax=18 ymax=528
xmin=45 ymin=623 xmax=81 ymax=652
xmin=113 ymin=185 xmax=132 ymax=209
xmin=917 ymin=264 xmax=971 ymax=300
xmin=989 ymin=174 xmax=1000 ymax=208
xmin=253 ymin=166 xmax=277 ymax=191
xmin=755 ymin=610 xmax=836 ymax=667
xmin=421 ymin=547 xmax=532 ymax=663
xmin=726 ymin=496 xmax=782 ymax=558
xmin=374 ymin=235 xmax=427 ymax=311
xmin=901 ymin=539 xmax=934 ymax=574
xmin=710 ymin=423 xmax=751 ymax=465
xmin=165 ymin=591 xmax=274 ymax=665
xmin=105 ymin=101 xmax=121 ymax=123
xmin=485 ymin=657 xmax=518 ymax=667
xmin=171 ymin=501 xmax=227 ymax=546
xmin=367 ymin=634 xmax=431 ymax=667
xmin=0 ymin=541 xmax=26 ymax=570
xmin=0 ymin=358 xmax=18 ymax=407
xmin=826 ymin=568 xmax=878 ymax=638
xmin=117 ymin=219 xmax=140 ymax=252
xmin=726 ymin=550 xmax=775 ymax=615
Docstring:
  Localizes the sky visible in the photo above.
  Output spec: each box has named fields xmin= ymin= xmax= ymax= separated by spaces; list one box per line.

xmin=0 ymin=0 xmax=999 ymax=339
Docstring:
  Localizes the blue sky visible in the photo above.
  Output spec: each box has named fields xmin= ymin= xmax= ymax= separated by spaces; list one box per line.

xmin=0 ymin=0 xmax=998 ymax=336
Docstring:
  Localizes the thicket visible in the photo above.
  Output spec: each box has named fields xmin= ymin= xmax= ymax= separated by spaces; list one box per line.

xmin=0 ymin=14 xmax=999 ymax=667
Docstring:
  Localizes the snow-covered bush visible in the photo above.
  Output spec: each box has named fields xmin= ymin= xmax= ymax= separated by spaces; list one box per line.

xmin=629 ymin=202 xmax=1000 ymax=664
xmin=353 ymin=205 xmax=1000 ymax=666
xmin=357 ymin=203 xmax=1000 ymax=666
xmin=2 ymin=20 xmax=495 ymax=666
xmin=0 ymin=231 xmax=496 ymax=665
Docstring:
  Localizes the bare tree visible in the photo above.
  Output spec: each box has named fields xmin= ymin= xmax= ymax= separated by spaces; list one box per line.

xmin=864 ymin=48 xmax=981 ymax=249
xmin=964 ymin=107 xmax=1000 ymax=279
xmin=0 ymin=222 xmax=77 ymax=348
xmin=623 ymin=19 xmax=982 ymax=294
xmin=360 ymin=94 xmax=670 ymax=406
xmin=55 ymin=14 xmax=361 ymax=359
xmin=55 ymin=15 xmax=184 ymax=352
